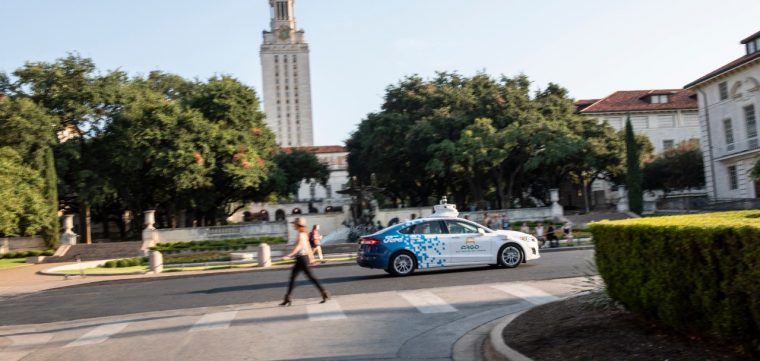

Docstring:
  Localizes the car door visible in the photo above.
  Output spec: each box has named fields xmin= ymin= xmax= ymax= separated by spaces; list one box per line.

xmin=444 ymin=220 xmax=494 ymax=264
xmin=401 ymin=220 xmax=451 ymax=268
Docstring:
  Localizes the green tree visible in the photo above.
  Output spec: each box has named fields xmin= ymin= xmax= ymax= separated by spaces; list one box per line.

xmin=0 ymin=147 xmax=47 ymax=237
xmin=185 ymin=76 xmax=277 ymax=223
xmin=263 ymin=150 xmax=330 ymax=199
xmin=625 ymin=116 xmax=643 ymax=214
xmin=0 ymin=96 xmax=60 ymax=246
xmin=643 ymin=139 xmax=705 ymax=192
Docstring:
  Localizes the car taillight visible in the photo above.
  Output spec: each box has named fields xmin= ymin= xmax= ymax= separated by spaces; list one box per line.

xmin=361 ymin=237 xmax=381 ymax=246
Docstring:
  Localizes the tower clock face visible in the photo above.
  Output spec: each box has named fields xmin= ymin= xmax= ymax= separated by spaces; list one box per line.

xmin=278 ymin=26 xmax=290 ymax=40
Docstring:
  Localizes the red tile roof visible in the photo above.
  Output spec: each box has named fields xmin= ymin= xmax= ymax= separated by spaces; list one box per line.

xmin=684 ymin=51 xmax=760 ymax=89
xmin=281 ymin=145 xmax=346 ymax=154
xmin=580 ymin=89 xmax=697 ymax=114
xmin=574 ymin=99 xmax=600 ymax=106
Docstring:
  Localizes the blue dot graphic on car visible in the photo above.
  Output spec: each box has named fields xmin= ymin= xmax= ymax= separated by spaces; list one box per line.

xmin=384 ymin=229 xmax=447 ymax=269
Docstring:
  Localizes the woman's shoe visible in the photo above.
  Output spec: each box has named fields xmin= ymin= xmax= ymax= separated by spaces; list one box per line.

xmin=279 ymin=298 xmax=292 ymax=307
xmin=320 ymin=291 xmax=331 ymax=303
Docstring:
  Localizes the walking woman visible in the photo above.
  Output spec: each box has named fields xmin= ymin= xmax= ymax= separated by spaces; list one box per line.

xmin=280 ymin=218 xmax=330 ymax=306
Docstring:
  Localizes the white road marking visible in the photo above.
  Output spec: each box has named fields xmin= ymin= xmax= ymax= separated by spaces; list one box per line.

xmin=306 ymin=301 xmax=346 ymax=321
xmin=189 ymin=311 xmax=238 ymax=332
xmin=65 ymin=322 xmax=131 ymax=347
xmin=398 ymin=291 xmax=458 ymax=313
xmin=490 ymin=283 xmax=560 ymax=305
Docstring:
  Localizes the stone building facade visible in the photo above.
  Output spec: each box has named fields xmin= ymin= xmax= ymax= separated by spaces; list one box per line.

xmin=260 ymin=0 xmax=314 ymax=147
xmin=685 ymin=30 xmax=760 ymax=200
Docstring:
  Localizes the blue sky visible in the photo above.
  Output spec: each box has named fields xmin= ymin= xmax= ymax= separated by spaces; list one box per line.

xmin=2 ymin=0 xmax=759 ymax=145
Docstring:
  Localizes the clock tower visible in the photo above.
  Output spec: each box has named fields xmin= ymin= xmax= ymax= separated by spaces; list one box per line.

xmin=260 ymin=0 xmax=314 ymax=146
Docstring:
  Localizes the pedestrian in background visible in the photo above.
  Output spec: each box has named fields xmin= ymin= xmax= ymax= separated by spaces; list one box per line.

xmin=482 ymin=212 xmax=492 ymax=228
xmin=280 ymin=218 xmax=329 ymax=306
xmin=309 ymin=224 xmax=324 ymax=264
xmin=535 ymin=223 xmax=545 ymax=248
xmin=501 ymin=213 xmax=510 ymax=230
xmin=520 ymin=222 xmax=530 ymax=234
xmin=547 ymin=224 xmax=559 ymax=248
xmin=562 ymin=222 xmax=573 ymax=245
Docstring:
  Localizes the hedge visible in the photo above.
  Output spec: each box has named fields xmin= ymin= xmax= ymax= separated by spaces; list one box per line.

xmin=588 ymin=211 xmax=760 ymax=343
xmin=0 ymin=249 xmax=54 ymax=259
xmin=103 ymin=257 xmax=148 ymax=268
xmin=150 ymin=236 xmax=286 ymax=254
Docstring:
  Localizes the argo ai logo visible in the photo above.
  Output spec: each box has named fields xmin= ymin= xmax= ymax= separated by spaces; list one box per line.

xmin=461 ymin=238 xmax=480 ymax=250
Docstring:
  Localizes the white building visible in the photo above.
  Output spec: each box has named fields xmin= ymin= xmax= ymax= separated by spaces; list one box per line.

xmin=285 ymin=145 xmax=350 ymax=203
xmin=578 ymin=89 xmax=700 ymax=153
xmin=685 ymin=30 xmax=760 ymax=200
xmin=260 ymin=0 xmax=314 ymax=147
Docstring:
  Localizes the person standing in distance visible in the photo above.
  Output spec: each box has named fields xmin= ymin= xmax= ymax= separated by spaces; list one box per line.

xmin=280 ymin=218 xmax=329 ymax=306
xmin=309 ymin=224 xmax=324 ymax=264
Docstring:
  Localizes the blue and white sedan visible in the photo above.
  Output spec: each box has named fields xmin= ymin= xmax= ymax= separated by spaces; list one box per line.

xmin=356 ymin=201 xmax=540 ymax=276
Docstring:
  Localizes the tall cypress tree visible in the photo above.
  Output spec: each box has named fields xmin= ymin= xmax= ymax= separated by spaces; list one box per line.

xmin=41 ymin=147 xmax=60 ymax=247
xmin=625 ymin=116 xmax=643 ymax=214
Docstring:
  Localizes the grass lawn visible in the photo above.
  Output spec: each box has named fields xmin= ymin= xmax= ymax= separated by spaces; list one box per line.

xmin=0 ymin=258 xmax=30 ymax=269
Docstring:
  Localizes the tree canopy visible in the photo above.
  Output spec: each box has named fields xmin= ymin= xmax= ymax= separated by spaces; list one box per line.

xmin=347 ymin=72 xmax=626 ymax=210
xmin=1 ymin=54 xmax=328 ymax=240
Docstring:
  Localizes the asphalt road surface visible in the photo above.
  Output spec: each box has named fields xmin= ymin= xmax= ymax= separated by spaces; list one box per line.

xmin=0 ymin=249 xmax=595 ymax=326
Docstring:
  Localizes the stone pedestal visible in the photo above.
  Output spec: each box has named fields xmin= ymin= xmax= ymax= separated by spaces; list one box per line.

xmin=61 ymin=215 xmax=78 ymax=245
xmin=549 ymin=189 xmax=564 ymax=218
xmin=616 ymin=186 xmax=629 ymax=213
xmin=149 ymin=250 xmax=163 ymax=273
xmin=258 ymin=243 xmax=272 ymax=268
xmin=142 ymin=210 xmax=158 ymax=250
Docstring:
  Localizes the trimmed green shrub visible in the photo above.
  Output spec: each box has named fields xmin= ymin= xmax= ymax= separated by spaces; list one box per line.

xmin=103 ymin=256 xmax=148 ymax=268
xmin=588 ymin=210 xmax=760 ymax=344
xmin=152 ymin=236 xmax=286 ymax=253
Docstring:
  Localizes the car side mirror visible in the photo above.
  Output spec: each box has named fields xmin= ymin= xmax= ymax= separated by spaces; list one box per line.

xmin=478 ymin=228 xmax=486 ymax=236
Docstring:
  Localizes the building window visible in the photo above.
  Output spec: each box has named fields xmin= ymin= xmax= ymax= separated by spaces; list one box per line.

xmin=650 ymin=95 xmax=669 ymax=104
xmin=663 ymin=140 xmax=675 ymax=150
xmin=719 ymin=82 xmax=729 ymax=101
xmin=724 ymin=118 xmax=735 ymax=150
xmin=728 ymin=165 xmax=739 ymax=190
xmin=750 ymin=41 xmax=757 ymax=55
xmin=745 ymin=104 xmax=757 ymax=139
xmin=274 ymin=55 xmax=278 ymax=63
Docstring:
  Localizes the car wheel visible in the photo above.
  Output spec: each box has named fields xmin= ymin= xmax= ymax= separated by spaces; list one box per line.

xmin=498 ymin=244 xmax=523 ymax=268
xmin=388 ymin=252 xmax=415 ymax=276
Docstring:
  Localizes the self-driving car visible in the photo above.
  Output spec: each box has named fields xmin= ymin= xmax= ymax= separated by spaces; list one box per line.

xmin=356 ymin=198 xmax=540 ymax=276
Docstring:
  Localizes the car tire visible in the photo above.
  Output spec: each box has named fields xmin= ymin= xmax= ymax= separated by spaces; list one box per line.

xmin=498 ymin=243 xmax=523 ymax=268
xmin=388 ymin=252 xmax=416 ymax=276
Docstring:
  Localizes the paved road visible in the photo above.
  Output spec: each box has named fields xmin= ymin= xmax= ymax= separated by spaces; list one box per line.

xmin=0 ymin=250 xmax=595 ymax=326
xmin=0 ymin=250 xmax=596 ymax=361
xmin=0 ymin=276 xmax=597 ymax=361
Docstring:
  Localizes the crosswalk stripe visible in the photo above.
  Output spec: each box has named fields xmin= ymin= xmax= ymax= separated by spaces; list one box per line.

xmin=306 ymin=301 xmax=346 ymax=321
xmin=490 ymin=283 xmax=560 ymax=305
xmin=65 ymin=322 xmax=131 ymax=348
xmin=190 ymin=311 xmax=238 ymax=332
xmin=398 ymin=291 xmax=457 ymax=313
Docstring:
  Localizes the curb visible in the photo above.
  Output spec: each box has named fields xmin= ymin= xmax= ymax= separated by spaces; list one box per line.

xmin=485 ymin=311 xmax=533 ymax=361
xmin=540 ymin=245 xmax=594 ymax=253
